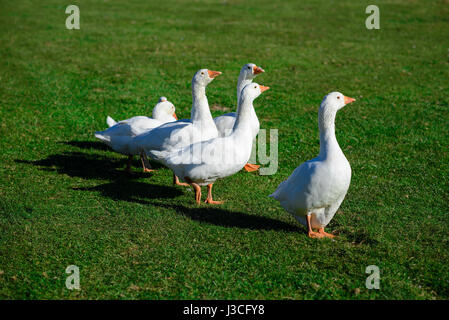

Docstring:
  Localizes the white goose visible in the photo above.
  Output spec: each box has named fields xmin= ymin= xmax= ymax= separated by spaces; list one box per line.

xmin=269 ymin=92 xmax=355 ymax=238
xmin=150 ymin=83 xmax=269 ymax=204
xmin=214 ymin=63 xmax=264 ymax=172
xmin=95 ymin=97 xmax=177 ymax=173
xmin=131 ymin=69 xmax=221 ymax=185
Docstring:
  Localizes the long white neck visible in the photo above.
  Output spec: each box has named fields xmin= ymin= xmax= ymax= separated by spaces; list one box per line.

xmin=318 ymin=106 xmax=342 ymax=158
xmin=236 ymin=74 xmax=253 ymax=107
xmin=190 ymin=82 xmax=214 ymax=126
xmin=232 ymin=95 xmax=254 ymax=137
xmin=236 ymin=76 xmax=259 ymax=137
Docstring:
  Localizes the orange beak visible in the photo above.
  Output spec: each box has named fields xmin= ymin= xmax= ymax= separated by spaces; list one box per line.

xmin=253 ymin=66 xmax=265 ymax=75
xmin=259 ymin=85 xmax=270 ymax=93
xmin=344 ymin=96 xmax=356 ymax=105
xmin=173 ymin=112 xmax=178 ymax=120
xmin=207 ymin=70 xmax=222 ymax=78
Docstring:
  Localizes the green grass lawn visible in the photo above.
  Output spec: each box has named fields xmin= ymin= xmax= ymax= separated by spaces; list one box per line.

xmin=0 ymin=0 xmax=448 ymax=299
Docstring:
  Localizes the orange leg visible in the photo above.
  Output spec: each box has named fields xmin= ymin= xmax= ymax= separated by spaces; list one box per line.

xmin=318 ymin=227 xmax=335 ymax=239
xmin=204 ymin=184 xmax=223 ymax=204
xmin=190 ymin=182 xmax=202 ymax=204
xmin=125 ymin=155 xmax=133 ymax=174
xmin=140 ymin=152 xmax=155 ymax=172
xmin=306 ymin=215 xmax=324 ymax=238
xmin=243 ymin=163 xmax=260 ymax=172
xmin=173 ymin=174 xmax=190 ymax=187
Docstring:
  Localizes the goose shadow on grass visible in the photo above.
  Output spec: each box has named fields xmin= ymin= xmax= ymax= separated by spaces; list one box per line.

xmin=151 ymin=202 xmax=300 ymax=233
xmin=16 ymin=151 xmax=183 ymax=203
xmin=73 ymin=180 xmax=183 ymax=205
xmin=63 ymin=140 xmax=165 ymax=170
xmin=63 ymin=140 xmax=111 ymax=151
xmin=15 ymin=151 xmax=158 ymax=181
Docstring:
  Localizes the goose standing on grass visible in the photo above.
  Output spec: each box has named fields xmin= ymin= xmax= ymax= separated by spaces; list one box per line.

xmin=150 ymin=83 xmax=269 ymax=204
xmin=269 ymin=92 xmax=356 ymax=238
xmin=131 ymin=69 xmax=221 ymax=186
xmin=214 ymin=63 xmax=264 ymax=172
xmin=95 ymin=97 xmax=177 ymax=173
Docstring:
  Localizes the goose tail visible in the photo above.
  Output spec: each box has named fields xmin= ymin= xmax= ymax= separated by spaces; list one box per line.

xmin=94 ymin=131 xmax=110 ymax=143
xmin=106 ymin=116 xmax=117 ymax=127
xmin=269 ymin=180 xmax=287 ymax=200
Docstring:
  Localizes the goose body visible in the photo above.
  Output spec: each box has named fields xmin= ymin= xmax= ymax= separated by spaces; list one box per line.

xmin=151 ymin=83 xmax=269 ymax=204
xmin=270 ymin=92 xmax=355 ymax=238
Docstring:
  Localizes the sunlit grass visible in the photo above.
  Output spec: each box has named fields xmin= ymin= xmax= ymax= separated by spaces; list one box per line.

xmin=0 ymin=0 xmax=448 ymax=299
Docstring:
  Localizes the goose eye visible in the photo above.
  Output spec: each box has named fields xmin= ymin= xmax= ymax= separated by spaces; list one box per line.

xmin=201 ymin=72 xmax=204 ymax=75
xmin=248 ymin=66 xmax=251 ymax=70
xmin=337 ymin=96 xmax=340 ymax=99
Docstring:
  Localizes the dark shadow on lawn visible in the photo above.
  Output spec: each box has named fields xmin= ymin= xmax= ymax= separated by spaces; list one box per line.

xmin=63 ymin=141 xmax=165 ymax=170
xmin=16 ymin=152 xmax=183 ymax=204
xmin=74 ymin=180 xmax=183 ymax=205
xmin=15 ymin=152 xmax=151 ymax=180
xmin=152 ymin=203 xmax=300 ymax=233
xmin=63 ymin=140 xmax=111 ymax=151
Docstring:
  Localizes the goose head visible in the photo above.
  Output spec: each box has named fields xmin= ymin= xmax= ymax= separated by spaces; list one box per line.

xmin=240 ymin=82 xmax=270 ymax=103
xmin=240 ymin=63 xmax=265 ymax=81
xmin=152 ymin=97 xmax=177 ymax=121
xmin=321 ymin=92 xmax=356 ymax=112
xmin=192 ymin=68 xmax=222 ymax=87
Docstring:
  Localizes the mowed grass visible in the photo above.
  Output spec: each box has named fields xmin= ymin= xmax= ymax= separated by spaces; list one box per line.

xmin=0 ymin=0 xmax=448 ymax=299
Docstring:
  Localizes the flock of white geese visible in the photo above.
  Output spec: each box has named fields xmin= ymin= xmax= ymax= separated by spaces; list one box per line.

xmin=95 ymin=63 xmax=356 ymax=238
